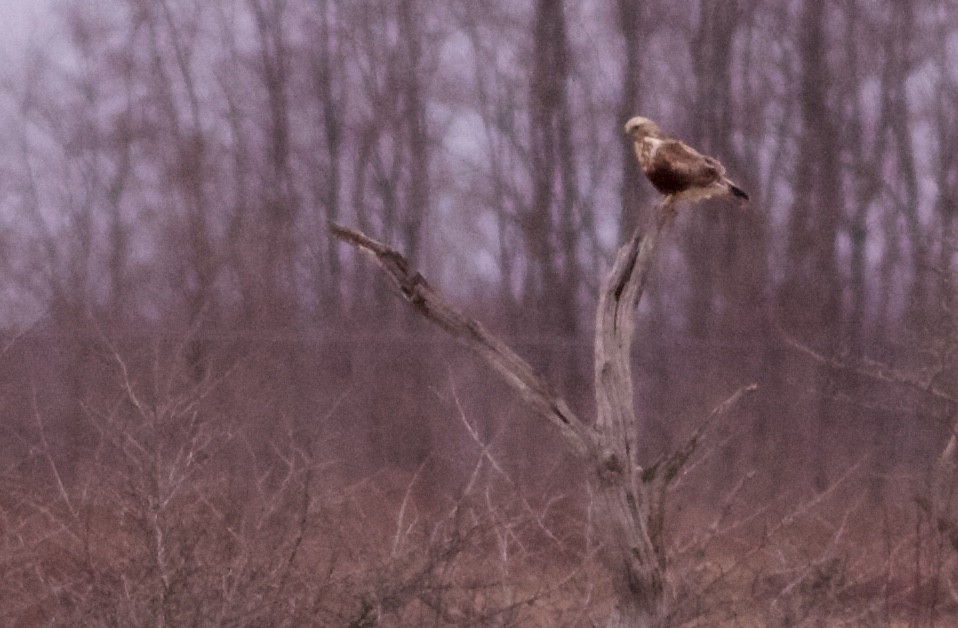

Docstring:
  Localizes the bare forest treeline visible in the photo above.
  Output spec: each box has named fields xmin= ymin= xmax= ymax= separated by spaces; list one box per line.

xmin=3 ymin=0 xmax=958 ymax=624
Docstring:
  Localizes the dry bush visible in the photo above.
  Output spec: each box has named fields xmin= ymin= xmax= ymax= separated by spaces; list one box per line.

xmin=4 ymin=298 xmax=947 ymax=626
xmin=5 ymin=316 xmax=958 ymax=626
xmin=0 ymin=331 xmax=603 ymax=627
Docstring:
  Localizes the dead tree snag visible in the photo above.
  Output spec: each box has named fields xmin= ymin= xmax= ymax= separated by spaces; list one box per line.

xmin=331 ymin=200 xmax=755 ymax=626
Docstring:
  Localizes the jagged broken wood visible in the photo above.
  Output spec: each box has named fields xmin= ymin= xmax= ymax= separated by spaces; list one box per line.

xmin=331 ymin=201 xmax=756 ymax=626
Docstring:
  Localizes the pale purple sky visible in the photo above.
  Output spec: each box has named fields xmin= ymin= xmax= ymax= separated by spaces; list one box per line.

xmin=0 ymin=0 xmax=52 ymax=59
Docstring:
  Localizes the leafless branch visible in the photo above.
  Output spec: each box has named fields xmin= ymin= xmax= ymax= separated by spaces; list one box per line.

xmin=330 ymin=222 xmax=593 ymax=456
xmin=781 ymin=330 xmax=958 ymax=407
xmin=645 ymin=382 xmax=759 ymax=487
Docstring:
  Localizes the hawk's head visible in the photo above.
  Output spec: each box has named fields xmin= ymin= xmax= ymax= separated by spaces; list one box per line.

xmin=624 ymin=116 xmax=660 ymax=140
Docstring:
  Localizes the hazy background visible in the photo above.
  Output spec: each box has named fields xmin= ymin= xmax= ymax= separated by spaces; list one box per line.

xmin=0 ymin=0 xmax=51 ymax=56
xmin=1 ymin=0 xmax=957 ymax=624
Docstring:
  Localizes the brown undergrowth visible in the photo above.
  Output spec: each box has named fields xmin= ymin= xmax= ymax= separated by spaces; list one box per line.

xmin=3 ymin=328 xmax=958 ymax=626
xmin=6 ymin=427 xmax=958 ymax=626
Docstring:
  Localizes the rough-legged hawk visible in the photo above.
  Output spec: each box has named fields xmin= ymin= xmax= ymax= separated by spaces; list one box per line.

xmin=625 ymin=116 xmax=748 ymax=204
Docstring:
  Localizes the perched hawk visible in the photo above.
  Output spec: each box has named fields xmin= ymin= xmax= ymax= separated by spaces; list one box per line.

xmin=625 ymin=116 xmax=748 ymax=204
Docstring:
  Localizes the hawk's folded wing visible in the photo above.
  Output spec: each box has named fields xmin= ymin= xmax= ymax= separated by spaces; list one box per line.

xmin=645 ymin=140 xmax=724 ymax=194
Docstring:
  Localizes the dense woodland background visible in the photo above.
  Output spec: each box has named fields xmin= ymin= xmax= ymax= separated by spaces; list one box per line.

xmin=2 ymin=0 xmax=958 ymax=625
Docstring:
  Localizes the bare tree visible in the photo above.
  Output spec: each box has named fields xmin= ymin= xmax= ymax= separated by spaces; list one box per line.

xmin=781 ymin=0 xmax=843 ymax=491
xmin=306 ymin=0 xmax=348 ymax=314
xmin=615 ymin=0 xmax=649 ymax=234
xmin=332 ymin=202 xmax=754 ymax=625
xmin=248 ymin=0 xmax=299 ymax=322
xmin=684 ymin=1 xmax=742 ymax=341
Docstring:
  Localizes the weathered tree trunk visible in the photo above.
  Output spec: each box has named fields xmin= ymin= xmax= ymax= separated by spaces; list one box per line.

xmin=589 ymin=204 xmax=675 ymax=625
xmin=331 ymin=199 xmax=753 ymax=626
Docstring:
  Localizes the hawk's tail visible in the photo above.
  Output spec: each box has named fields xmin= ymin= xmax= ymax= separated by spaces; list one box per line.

xmin=725 ymin=179 xmax=749 ymax=201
